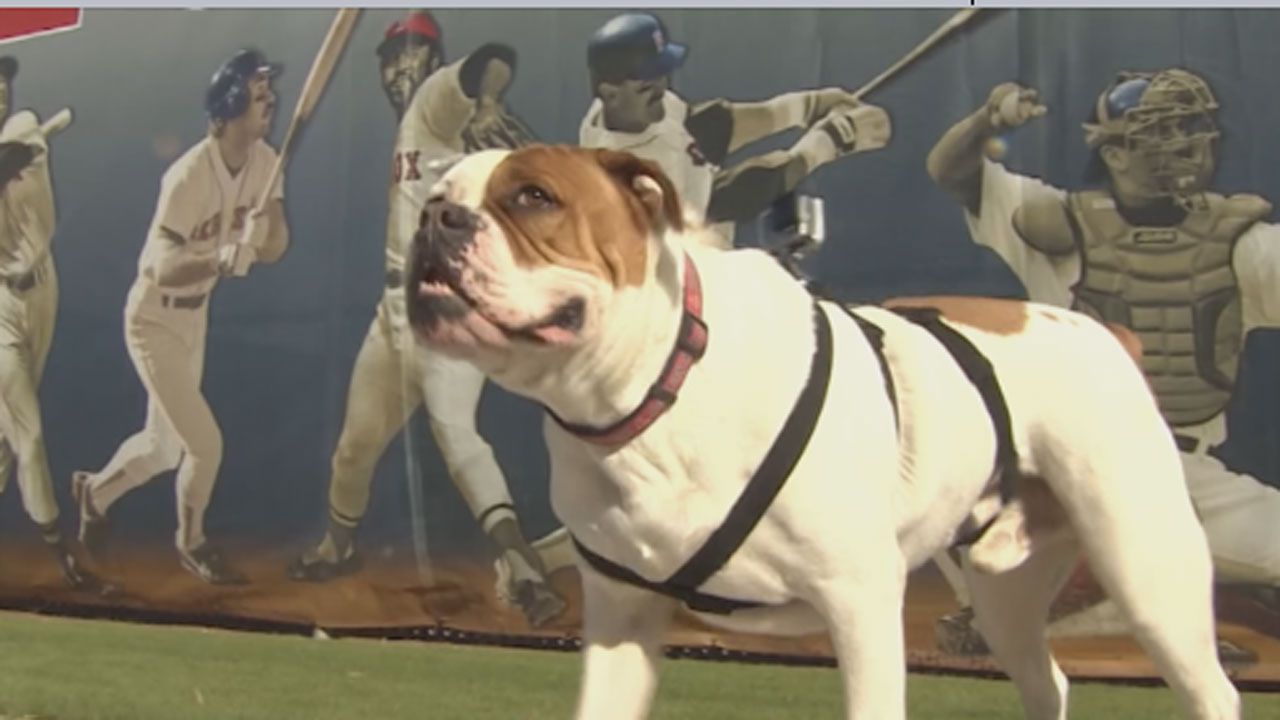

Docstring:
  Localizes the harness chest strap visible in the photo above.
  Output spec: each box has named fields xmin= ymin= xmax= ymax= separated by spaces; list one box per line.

xmin=573 ymin=301 xmax=835 ymax=615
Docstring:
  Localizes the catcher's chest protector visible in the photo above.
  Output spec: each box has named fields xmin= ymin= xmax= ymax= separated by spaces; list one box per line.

xmin=1068 ymin=189 xmax=1265 ymax=426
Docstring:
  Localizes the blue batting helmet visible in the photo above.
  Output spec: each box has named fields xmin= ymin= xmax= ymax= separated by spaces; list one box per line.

xmin=205 ymin=49 xmax=280 ymax=123
xmin=587 ymin=12 xmax=687 ymax=85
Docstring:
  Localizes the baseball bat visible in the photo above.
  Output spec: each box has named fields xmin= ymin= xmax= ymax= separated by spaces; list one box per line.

xmin=256 ymin=8 xmax=361 ymax=213
xmin=850 ymin=8 xmax=984 ymax=102
xmin=40 ymin=108 xmax=73 ymax=138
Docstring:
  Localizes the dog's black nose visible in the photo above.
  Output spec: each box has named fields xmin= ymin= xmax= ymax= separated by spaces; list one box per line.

xmin=413 ymin=198 xmax=478 ymax=283
xmin=416 ymin=198 xmax=478 ymax=269
xmin=422 ymin=197 xmax=476 ymax=234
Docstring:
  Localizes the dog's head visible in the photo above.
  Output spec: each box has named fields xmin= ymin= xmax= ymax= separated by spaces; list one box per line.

xmin=407 ymin=145 xmax=684 ymax=372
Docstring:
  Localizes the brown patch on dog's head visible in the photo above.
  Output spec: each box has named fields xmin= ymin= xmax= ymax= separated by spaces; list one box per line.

xmin=593 ymin=148 xmax=685 ymax=234
xmin=883 ymin=296 xmax=1029 ymax=335
xmin=479 ymin=145 xmax=683 ymax=288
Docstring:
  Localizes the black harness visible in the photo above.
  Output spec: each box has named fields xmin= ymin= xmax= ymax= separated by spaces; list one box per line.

xmin=884 ymin=305 xmax=1020 ymax=545
xmin=571 ymin=287 xmax=1018 ymax=615
xmin=574 ymin=302 xmax=834 ymax=614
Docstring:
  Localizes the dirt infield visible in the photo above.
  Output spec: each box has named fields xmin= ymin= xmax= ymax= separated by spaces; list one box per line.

xmin=0 ymin=537 xmax=1275 ymax=686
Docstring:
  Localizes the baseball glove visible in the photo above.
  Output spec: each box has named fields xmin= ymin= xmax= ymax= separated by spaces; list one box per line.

xmin=0 ymin=141 xmax=36 ymax=189
xmin=462 ymin=106 xmax=539 ymax=153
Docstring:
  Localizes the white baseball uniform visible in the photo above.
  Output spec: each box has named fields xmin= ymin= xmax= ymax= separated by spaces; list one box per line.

xmin=965 ymin=158 xmax=1280 ymax=585
xmin=0 ymin=110 xmax=59 ymax=527
xmin=580 ymin=90 xmax=723 ymax=238
xmin=325 ymin=56 xmax=515 ymax=536
xmin=81 ymin=136 xmax=282 ymax=552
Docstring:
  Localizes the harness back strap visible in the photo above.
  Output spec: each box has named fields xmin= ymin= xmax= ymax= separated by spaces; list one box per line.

xmin=891 ymin=307 xmax=1020 ymax=543
xmin=573 ymin=303 xmax=834 ymax=615
xmin=835 ymin=304 xmax=899 ymax=429
xmin=804 ymin=283 xmax=900 ymax=429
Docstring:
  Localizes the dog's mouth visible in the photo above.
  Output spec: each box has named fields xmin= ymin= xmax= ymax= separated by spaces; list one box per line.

xmin=409 ymin=254 xmax=585 ymax=346
xmin=509 ymin=296 xmax=586 ymax=345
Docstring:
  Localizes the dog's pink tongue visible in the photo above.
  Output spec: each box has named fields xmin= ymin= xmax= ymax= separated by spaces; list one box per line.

xmin=532 ymin=324 xmax=576 ymax=345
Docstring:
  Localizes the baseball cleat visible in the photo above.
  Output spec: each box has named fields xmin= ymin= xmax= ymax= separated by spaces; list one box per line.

xmin=57 ymin=550 xmax=118 ymax=597
xmin=511 ymin=578 xmax=567 ymax=628
xmin=72 ymin=471 xmax=110 ymax=564
xmin=934 ymin=606 xmax=990 ymax=656
xmin=180 ymin=544 xmax=248 ymax=585
xmin=494 ymin=551 xmax=569 ymax=628
xmin=1216 ymin=638 xmax=1258 ymax=665
xmin=287 ymin=544 xmax=362 ymax=583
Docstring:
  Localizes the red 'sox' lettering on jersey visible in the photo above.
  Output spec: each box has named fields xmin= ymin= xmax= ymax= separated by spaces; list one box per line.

xmin=392 ymin=150 xmax=423 ymax=183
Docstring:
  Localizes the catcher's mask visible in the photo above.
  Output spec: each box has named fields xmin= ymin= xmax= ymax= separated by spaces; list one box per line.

xmin=1083 ymin=69 xmax=1220 ymax=200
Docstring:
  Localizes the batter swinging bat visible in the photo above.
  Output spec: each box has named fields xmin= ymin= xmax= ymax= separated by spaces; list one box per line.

xmin=256 ymin=8 xmax=361 ymax=213
xmin=850 ymin=8 xmax=984 ymax=102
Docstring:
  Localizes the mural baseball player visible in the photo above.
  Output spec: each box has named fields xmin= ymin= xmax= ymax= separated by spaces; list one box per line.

xmin=0 ymin=55 xmax=102 ymax=590
xmin=926 ymin=69 xmax=1280 ymax=652
xmin=72 ymin=49 xmax=290 ymax=585
xmin=578 ymin=11 xmax=892 ymax=245
xmin=286 ymin=11 xmax=565 ymax=628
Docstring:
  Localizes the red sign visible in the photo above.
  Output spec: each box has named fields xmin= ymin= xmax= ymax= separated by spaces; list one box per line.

xmin=0 ymin=9 xmax=82 ymax=45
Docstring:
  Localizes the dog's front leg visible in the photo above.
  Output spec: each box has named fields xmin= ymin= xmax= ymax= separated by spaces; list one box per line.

xmin=808 ymin=566 xmax=908 ymax=720
xmin=573 ymin=564 xmax=677 ymax=720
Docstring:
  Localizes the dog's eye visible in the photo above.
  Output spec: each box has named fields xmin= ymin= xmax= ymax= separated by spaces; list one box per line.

xmin=513 ymin=184 xmax=556 ymax=210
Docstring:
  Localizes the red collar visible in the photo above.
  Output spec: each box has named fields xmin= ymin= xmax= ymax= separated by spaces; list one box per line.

xmin=550 ymin=254 xmax=708 ymax=446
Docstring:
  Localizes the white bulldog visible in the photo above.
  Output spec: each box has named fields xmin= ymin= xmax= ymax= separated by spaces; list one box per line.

xmin=406 ymin=145 xmax=1239 ymax=720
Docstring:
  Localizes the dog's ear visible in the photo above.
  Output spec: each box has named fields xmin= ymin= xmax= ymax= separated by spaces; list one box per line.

xmin=594 ymin=149 xmax=685 ymax=233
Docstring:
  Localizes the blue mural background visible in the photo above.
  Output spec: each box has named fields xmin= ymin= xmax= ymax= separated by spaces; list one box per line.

xmin=3 ymin=7 xmax=1278 ymax=564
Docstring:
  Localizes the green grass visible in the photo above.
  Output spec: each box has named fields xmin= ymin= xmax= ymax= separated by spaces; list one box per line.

xmin=0 ymin=611 xmax=1274 ymax=719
